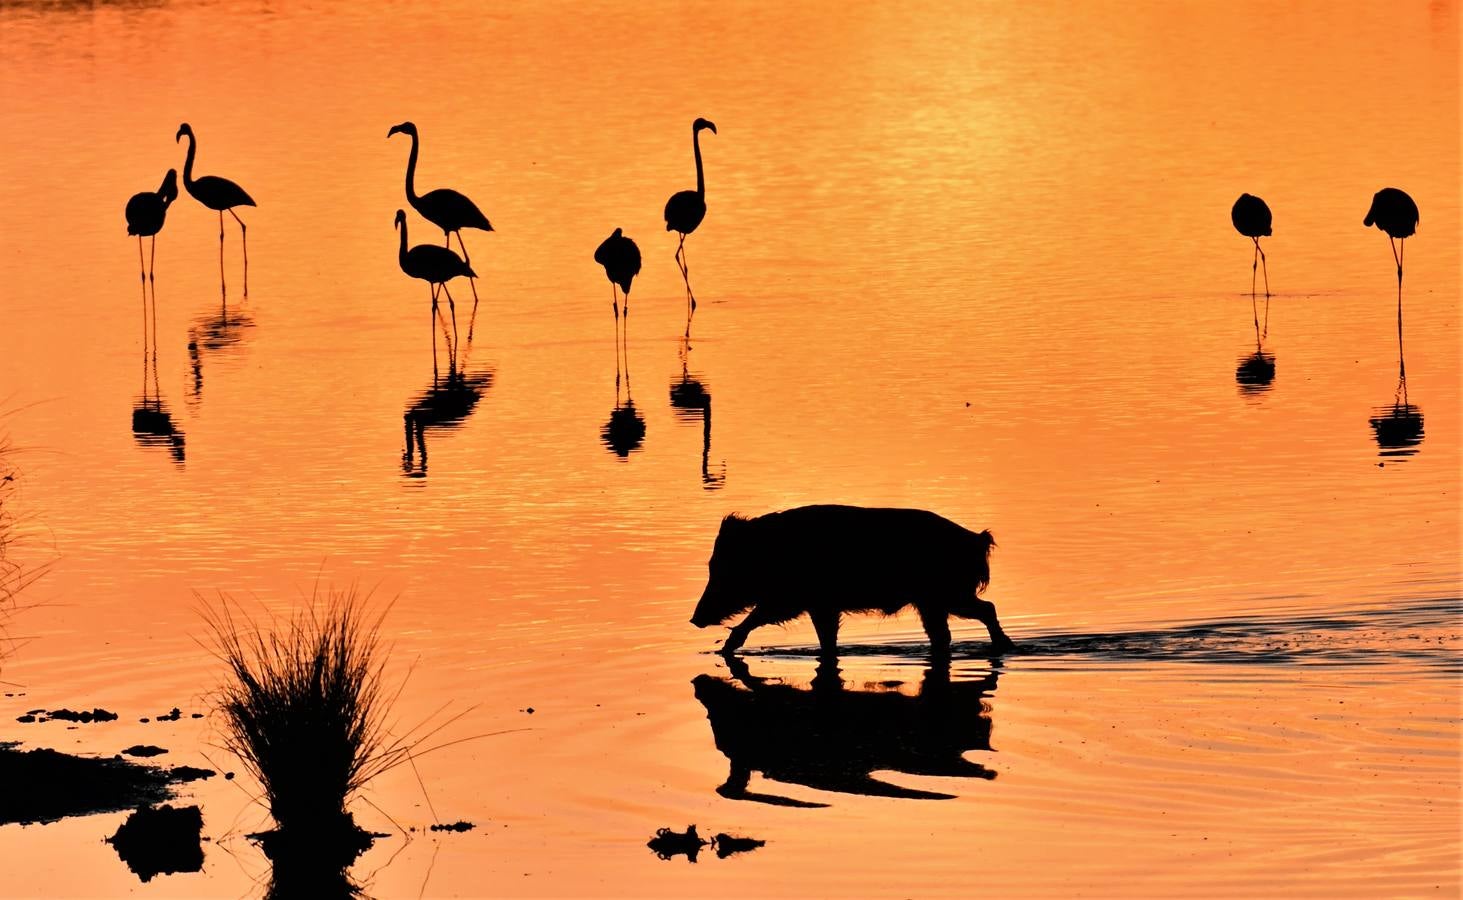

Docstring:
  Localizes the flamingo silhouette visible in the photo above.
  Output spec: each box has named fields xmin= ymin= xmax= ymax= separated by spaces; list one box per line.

xmin=664 ymin=117 xmax=716 ymax=333
xmin=595 ymin=228 xmax=642 ymax=318
xmin=395 ymin=209 xmax=474 ymax=357
xmin=388 ymin=121 xmax=492 ymax=318
xmin=175 ymin=124 xmax=256 ymax=298
xmin=1231 ymin=193 xmax=1271 ymax=298
xmin=1364 ymin=187 xmax=1419 ymax=310
xmin=125 ymin=169 xmax=178 ymax=286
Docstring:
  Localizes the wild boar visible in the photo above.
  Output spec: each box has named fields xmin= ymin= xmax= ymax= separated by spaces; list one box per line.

xmin=690 ymin=505 xmax=1014 ymax=656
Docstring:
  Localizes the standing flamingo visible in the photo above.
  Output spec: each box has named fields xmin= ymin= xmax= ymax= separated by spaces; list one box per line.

xmin=395 ymin=209 xmax=475 ymax=362
xmin=595 ymin=228 xmax=642 ymax=318
xmin=125 ymin=169 xmax=178 ymax=285
xmin=1231 ymin=193 xmax=1271 ymax=299
xmin=1363 ymin=187 xmax=1419 ymax=295
xmin=175 ymin=123 xmax=256 ymax=297
xmin=387 ymin=121 xmax=492 ymax=317
xmin=664 ymin=117 xmax=716 ymax=333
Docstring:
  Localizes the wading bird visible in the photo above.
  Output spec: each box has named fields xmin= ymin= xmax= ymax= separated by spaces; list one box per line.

xmin=395 ymin=209 xmax=475 ymax=356
xmin=595 ymin=228 xmax=641 ymax=319
xmin=1363 ymin=187 xmax=1419 ymax=296
xmin=176 ymin=124 xmax=256 ymax=297
xmin=665 ymin=117 xmax=716 ymax=332
xmin=388 ymin=121 xmax=492 ymax=316
xmin=125 ymin=169 xmax=178 ymax=285
xmin=1231 ymin=193 xmax=1271 ymax=298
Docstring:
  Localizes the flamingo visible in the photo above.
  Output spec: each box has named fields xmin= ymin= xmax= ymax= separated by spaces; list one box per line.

xmin=664 ymin=117 xmax=716 ymax=331
xmin=1364 ymin=187 xmax=1419 ymax=294
xmin=125 ymin=169 xmax=178 ymax=285
xmin=175 ymin=123 xmax=256 ymax=297
xmin=1231 ymin=193 xmax=1271 ymax=298
xmin=595 ymin=228 xmax=642 ymax=318
xmin=1364 ymin=187 xmax=1420 ymax=385
xmin=387 ymin=121 xmax=492 ymax=313
xmin=395 ymin=209 xmax=475 ymax=356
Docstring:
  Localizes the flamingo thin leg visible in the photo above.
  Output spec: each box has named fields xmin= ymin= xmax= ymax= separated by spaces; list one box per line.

xmin=218 ymin=211 xmax=227 ymax=298
xmin=230 ymin=209 xmax=249 ymax=298
xmin=1256 ymin=239 xmax=1269 ymax=298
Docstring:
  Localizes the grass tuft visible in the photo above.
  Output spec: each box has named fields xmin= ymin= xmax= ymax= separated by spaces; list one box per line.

xmin=204 ymin=589 xmax=405 ymax=839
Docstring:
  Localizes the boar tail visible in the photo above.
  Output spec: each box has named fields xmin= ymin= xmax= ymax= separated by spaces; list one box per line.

xmin=975 ymin=530 xmax=996 ymax=594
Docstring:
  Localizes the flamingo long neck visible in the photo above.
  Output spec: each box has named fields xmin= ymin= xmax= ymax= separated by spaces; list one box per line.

xmin=693 ymin=127 xmax=706 ymax=197
xmin=404 ymin=131 xmax=421 ymax=205
xmin=397 ymin=220 xmax=410 ymax=269
xmin=181 ymin=134 xmax=197 ymax=190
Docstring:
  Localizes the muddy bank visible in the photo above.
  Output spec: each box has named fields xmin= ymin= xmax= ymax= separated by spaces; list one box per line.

xmin=0 ymin=742 xmax=213 ymax=826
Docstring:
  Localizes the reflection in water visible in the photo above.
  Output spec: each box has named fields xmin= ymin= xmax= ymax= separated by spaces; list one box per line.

xmin=668 ymin=338 xmax=724 ymax=489
xmin=1370 ymin=377 xmax=1424 ymax=458
xmin=401 ymin=365 xmax=492 ymax=478
xmin=664 ymin=118 xmax=717 ymax=337
xmin=133 ymin=302 xmax=184 ymax=464
xmin=694 ymin=657 xmax=997 ymax=806
xmin=176 ymin=123 xmax=255 ymax=299
xmin=1235 ymin=291 xmax=1275 ymax=395
xmin=602 ymin=311 xmax=645 ymax=458
xmin=1368 ymin=255 xmax=1424 ymax=459
xmin=186 ymin=301 xmax=256 ymax=404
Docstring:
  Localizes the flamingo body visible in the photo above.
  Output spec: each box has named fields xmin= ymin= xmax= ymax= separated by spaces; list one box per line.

xmin=1364 ymin=188 xmax=1418 ymax=239
xmin=1231 ymin=193 xmax=1271 ymax=238
xmin=595 ymin=228 xmax=642 ymax=296
xmin=396 ymin=211 xmax=475 ymax=284
xmin=387 ymin=122 xmax=494 ymax=239
xmin=175 ymin=124 xmax=255 ymax=212
xmin=663 ymin=118 xmax=716 ymax=236
xmin=126 ymin=169 xmax=178 ymax=237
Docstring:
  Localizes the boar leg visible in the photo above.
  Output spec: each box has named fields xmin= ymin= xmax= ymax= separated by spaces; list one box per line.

xmin=809 ymin=609 xmax=841 ymax=658
xmin=952 ymin=597 xmax=1016 ymax=653
xmin=918 ymin=607 xmax=953 ymax=658
xmin=721 ymin=605 xmax=777 ymax=655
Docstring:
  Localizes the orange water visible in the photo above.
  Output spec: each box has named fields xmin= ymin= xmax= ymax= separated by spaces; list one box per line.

xmin=0 ymin=1 xmax=1459 ymax=896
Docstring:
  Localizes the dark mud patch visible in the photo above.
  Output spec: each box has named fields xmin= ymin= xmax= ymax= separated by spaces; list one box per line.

xmin=0 ymin=743 xmax=171 ymax=825
xmin=122 ymin=745 xmax=168 ymax=758
xmin=0 ymin=744 xmax=214 ymax=825
xmin=16 ymin=707 xmax=119 ymax=724
xmin=107 ymin=804 xmax=204 ymax=882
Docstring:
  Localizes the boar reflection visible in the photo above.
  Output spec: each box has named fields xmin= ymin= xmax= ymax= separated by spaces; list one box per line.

xmin=694 ymin=658 xmax=997 ymax=806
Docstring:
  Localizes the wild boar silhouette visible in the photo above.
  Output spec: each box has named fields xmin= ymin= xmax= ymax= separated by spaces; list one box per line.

xmin=693 ymin=657 xmax=998 ymax=806
xmin=691 ymin=505 xmax=1014 ymax=657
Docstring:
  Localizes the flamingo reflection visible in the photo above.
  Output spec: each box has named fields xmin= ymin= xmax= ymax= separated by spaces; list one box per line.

xmin=665 ymin=118 xmax=716 ymax=336
xmin=694 ymin=656 xmax=998 ymax=806
xmin=401 ymin=365 xmax=493 ymax=478
xmin=132 ymin=340 xmax=184 ymax=465
xmin=669 ymin=337 xmax=724 ymax=488
xmin=1363 ymin=189 xmax=1423 ymax=460
xmin=602 ymin=307 xmax=645 ymax=458
xmin=186 ymin=301 xmax=256 ymax=404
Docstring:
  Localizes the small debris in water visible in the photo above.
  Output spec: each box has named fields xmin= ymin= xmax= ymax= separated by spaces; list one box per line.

xmin=430 ymin=821 xmax=475 ymax=832
xmin=168 ymin=766 xmax=215 ymax=783
xmin=122 ymin=745 xmax=168 ymax=758
xmin=712 ymin=832 xmax=766 ymax=858
xmin=155 ymin=708 xmax=182 ymax=722
xmin=18 ymin=708 xmax=119 ymax=724
xmin=647 ymin=824 xmax=707 ymax=862
xmin=223 ymin=772 xmax=235 ymax=780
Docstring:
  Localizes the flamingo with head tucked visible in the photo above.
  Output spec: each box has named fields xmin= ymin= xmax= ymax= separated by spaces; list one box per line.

xmin=176 ymin=123 xmax=255 ymax=297
xmin=1230 ymin=193 xmax=1271 ymax=298
xmin=126 ymin=168 xmax=178 ymax=285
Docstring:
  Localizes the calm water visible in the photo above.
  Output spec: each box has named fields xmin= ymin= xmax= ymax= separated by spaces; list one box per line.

xmin=1 ymin=0 xmax=1459 ymax=896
